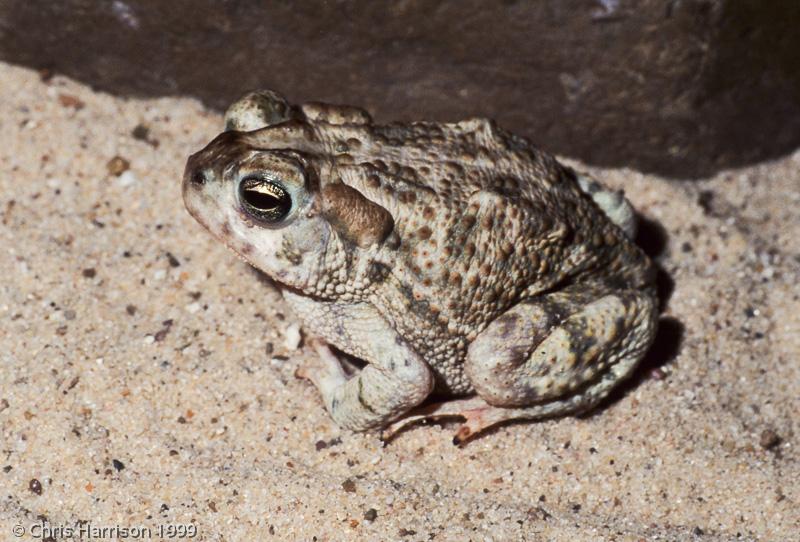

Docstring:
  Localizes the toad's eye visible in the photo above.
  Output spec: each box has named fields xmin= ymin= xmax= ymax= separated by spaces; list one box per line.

xmin=238 ymin=176 xmax=292 ymax=223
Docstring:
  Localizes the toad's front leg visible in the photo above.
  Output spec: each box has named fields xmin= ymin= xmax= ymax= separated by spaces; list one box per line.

xmin=286 ymin=291 xmax=434 ymax=431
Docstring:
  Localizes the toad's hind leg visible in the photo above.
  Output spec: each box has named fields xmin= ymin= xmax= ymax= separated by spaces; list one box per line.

xmin=454 ymin=286 xmax=657 ymax=441
xmin=383 ymin=287 xmax=657 ymax=444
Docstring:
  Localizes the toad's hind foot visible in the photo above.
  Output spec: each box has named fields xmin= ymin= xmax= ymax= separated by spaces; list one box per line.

xmin=450 ymin=396 xmax=597 ymax=445
xmin=380 ymin=396 xmax=572 ymax=446
xmin=381 ymin=392 xmax=616 ymax=445
xmin=380 ymin=396 xmax=488 ymax=444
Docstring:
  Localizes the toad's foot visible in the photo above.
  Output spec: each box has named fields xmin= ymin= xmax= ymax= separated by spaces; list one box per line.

xmin=289 ymin=301 xmax=433 ymax=432
xmin=383 ymin=394 xmax=626 ymax=445
xmin=381 ymin=396 xmax=529 ymax=445
xmin=294 ymin=337 xmax=348 ymax=391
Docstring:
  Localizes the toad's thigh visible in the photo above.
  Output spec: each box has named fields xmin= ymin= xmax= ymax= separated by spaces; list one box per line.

xmin=465 ymin=289 xmax=657 ymax=408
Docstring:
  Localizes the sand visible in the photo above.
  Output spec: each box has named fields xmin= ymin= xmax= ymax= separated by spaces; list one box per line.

xmin=0 ymin=61 xmax=797 ymax=541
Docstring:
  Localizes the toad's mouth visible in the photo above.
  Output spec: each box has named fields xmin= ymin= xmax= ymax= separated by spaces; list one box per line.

xmin=184 ymin=203 xmax=336 ymax=303
xmin=182 ymin=187 xmax=258 ymax=264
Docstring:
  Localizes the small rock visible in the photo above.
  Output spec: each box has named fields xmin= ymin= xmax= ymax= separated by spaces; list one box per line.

xmin=117 ymin=170 xmax=138 ymax=187
xmin=697 ymin=190 xmax=714 ymax=214
xmin=154 ymin=319 xmax=174 ymax=342
xmin=65 ymin=376 xmax=80 ymax=392
xmin=650 ymin=367 xmax=669 ymax=380
xmin=106 ymin=156 xmax=130 ymax=176
xmin=58 ymin=93 xmax=85 ymax=109
xmin=29 ymin=478 xmax=43 ymax=495
xmin=342 ymin=478 xmax=357 ymax=493
xmin=132 ymin=124 xmax=159 ymax=147
xmin=112 ymin=459 xmax=125 ymax=471
xmin=363 ymin=508 xmax=378 ymax=522
xmin=165 ymin=252 xmax=180 ymax=268
xmin=81 ymin=268 xmax=97 ymax=278
xmin=284 ymin=323 xmax=303 ymax=350
xmin=760 ymin=429 xmax=781 ymax=450
xmin=63 ymin=309 xmax=77 ymax=320
xmin=131 ymin=124 xmax=150 ymax=141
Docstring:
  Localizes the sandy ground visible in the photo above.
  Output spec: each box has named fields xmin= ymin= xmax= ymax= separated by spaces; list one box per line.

xmin=0 ymin=61 xmax=798 ymax=541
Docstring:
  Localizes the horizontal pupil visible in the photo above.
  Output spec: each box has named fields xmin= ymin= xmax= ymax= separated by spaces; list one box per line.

xmin=239 ymin=178 xmax=291 ymax=223
xmin=244 ymin=187 xmax=281 ymax=210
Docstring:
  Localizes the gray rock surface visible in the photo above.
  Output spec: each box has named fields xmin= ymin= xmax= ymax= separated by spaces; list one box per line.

xmin=1 ymin=0 xmax=799 ymax=178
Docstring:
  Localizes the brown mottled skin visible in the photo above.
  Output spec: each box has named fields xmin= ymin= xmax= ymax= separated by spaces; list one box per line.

xmin=183 ymin=90 xmax=658 ymax=443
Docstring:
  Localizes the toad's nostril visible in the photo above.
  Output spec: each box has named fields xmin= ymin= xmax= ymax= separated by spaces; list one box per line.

xmin=191 ymin=170 xmax=207 ymax=186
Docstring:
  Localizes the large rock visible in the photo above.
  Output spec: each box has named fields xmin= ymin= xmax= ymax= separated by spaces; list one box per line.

xmin=1 ymin=0 xmax=798 ymax=177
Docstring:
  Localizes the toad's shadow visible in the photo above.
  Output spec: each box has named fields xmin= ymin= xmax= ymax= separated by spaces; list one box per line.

xmin=574 ymin=213 xmax=684 ymax=420
xmin=583 ymin=315 xmax=684 ymax=419
xmin=452 ymin=215 xmax=684 ymax=441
